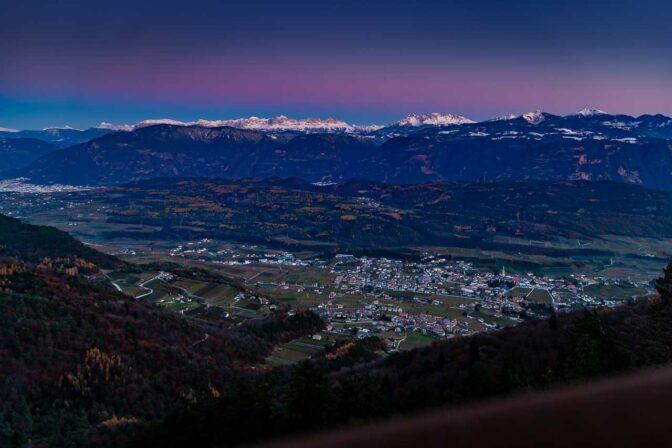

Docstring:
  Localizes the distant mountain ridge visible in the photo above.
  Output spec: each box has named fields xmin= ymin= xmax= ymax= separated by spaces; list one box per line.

xmin=5 ymin=109 xmax=672 ymax=188
xmin=0 ymin=138 xmax=57 ymax=172
xmin=4 ymin=109 xmax=672 ymax=138
xmin=98 ymin=115 xmax=383 ymax=133
xmin=94 ymin=109 xmax=672 ymax=139
xmin=0 ymin=126 xmax=114 ymax=148
xmin=373 ymin=109 xmax=672 ymax=138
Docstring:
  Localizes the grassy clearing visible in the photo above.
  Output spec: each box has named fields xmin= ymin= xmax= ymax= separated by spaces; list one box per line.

xmin=265 ymin=336 xmax=331 ymax=366
xmin=163 ymin=300 xmax=200 ymax=312
xmin=474 ymin=308 xmax=518 ymax=328
xmin=400 ymin=332 xmax=436 ymax=350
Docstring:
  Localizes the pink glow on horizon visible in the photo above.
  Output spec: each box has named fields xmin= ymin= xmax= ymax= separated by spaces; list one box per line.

xmin=3 ymin=52 xmax=672 ymax=119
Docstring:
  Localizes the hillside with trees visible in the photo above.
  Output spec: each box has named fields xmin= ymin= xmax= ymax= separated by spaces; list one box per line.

xmin=0 ymin=214 xmax=122 ymax=268
xmin=0 ymin=215 xmax=324 ymax=447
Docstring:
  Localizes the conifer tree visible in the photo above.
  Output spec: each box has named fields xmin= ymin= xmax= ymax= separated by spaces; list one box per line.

xmin=655 ymin=262 xmax=672 ymax=303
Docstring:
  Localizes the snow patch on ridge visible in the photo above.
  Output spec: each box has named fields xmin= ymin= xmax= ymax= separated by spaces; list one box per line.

xmin=491 ymin=114 xmax=518 ymax=121
xmin=574 ymin=108 xmax=607 ymax=117
xmin=522 ymin=111 xmax=546 ymax=125
xmin=42 ymin=125 xmax=82 ymax=131
xmin=395 ymin=113 xmax=475 ymax=127
xmin=98 ymin=122 xmax=134 ymax=131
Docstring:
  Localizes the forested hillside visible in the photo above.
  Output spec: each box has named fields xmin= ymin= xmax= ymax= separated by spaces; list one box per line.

xmin=0 ymin=214 xmax=122 ymax=268
xmin=0 ymin=216 xmax=324 ymax=447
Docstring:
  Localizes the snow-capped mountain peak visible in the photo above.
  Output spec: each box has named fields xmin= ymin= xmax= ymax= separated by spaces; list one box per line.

xmin=396 ymin=113 xmax=475 ymax=127
xmin=133 ymin=119 xmax=189 ymax=129
xmin=195 ymin=116 xmax=355 ymax=132
xmin=574 ymin=108 xmax=607 ymax=117
xmin=0 ymin=126 xmax=19 ymax=133
xmin=42 ymin=125 xmax=82 ymax=131
xmin=491 ymin=114 xmax=518 ymax=121
xmin=522 ymin=110 xmax=546 ymax=125
xmin=98 ymin=116 xmax=383 ymax=133
xmin=97 ymin=122 xmax=134 ymax=131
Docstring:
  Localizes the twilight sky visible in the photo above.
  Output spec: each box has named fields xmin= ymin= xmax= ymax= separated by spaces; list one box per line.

xmin=1 ymin=0 xmax=672 ymax=129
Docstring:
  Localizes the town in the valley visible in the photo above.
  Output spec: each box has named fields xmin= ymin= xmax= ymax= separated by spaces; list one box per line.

xmin=165 ymin=240 xmax=654 ymax=353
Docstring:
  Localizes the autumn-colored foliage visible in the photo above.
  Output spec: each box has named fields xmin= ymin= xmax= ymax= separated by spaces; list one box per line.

xmin=0 ymin=263 xmax=322 ymax=447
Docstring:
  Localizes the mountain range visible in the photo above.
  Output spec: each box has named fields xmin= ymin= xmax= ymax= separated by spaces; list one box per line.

xmin=0 ymin=126 xmax=114 ymax=148
xmin=3 ymin=110 xmax=672 ymax=188
xmin=6 ymin=109 xmax=672 ymax=138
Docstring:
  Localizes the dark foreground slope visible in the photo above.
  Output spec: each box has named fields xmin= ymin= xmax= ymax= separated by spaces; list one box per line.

xmin=0 ymin=217 xmax=323 ymax=447
xmin=131 ymin=266 xmax=672 ymax=448
xmin=259 ymin=366 xmax=672 ymax=448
